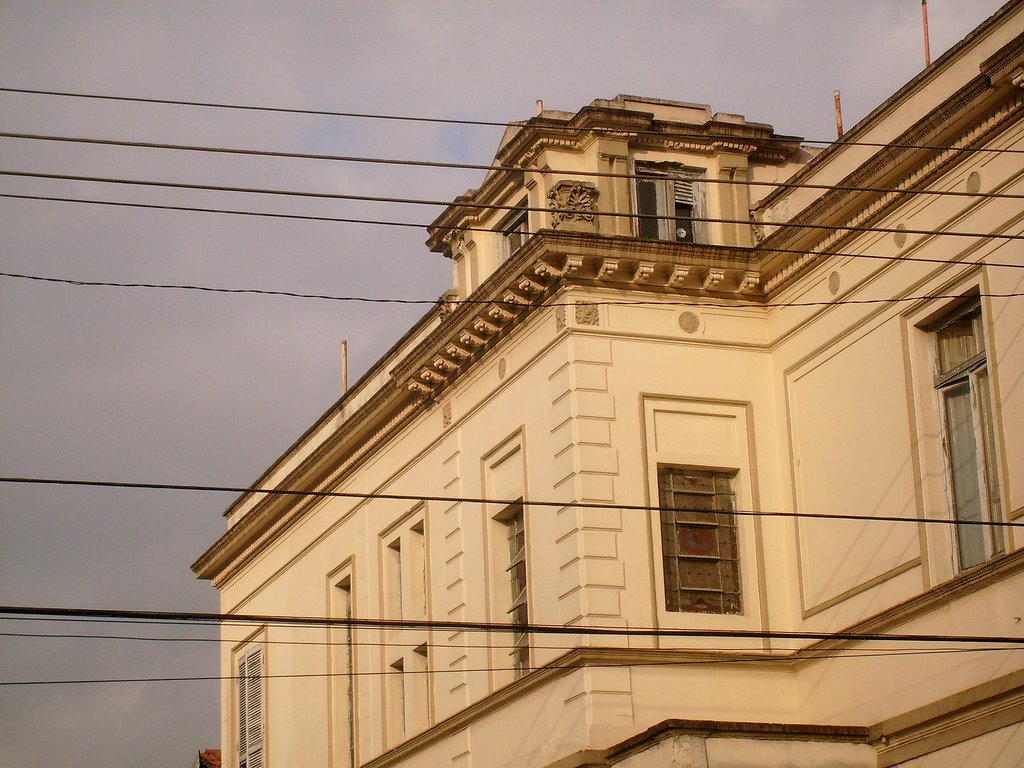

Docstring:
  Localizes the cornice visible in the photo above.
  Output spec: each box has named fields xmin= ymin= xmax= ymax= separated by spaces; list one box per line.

xmin=193 ymin=231 xmax=767 ymax=583
xmin=426 ymin=106 xmax=803 ymax=255
xmin=757 ymin=78 xmax=1024 ymax=295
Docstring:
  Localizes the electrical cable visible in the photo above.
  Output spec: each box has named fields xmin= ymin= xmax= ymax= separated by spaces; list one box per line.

xmin=2 ymin=131 xmax=1021 ymax=201
xmin=3 ymin=169 xmax=1021 ymax=241
xmin=1 ymin=630 xmax=1019 ymax=659
xmin=1 ymin=606 xmax=1021 ymax=645
xmin=4 ymin=192 xmax=1024 ymax=267
xmin=3 ymin=86 xmax=1023 ymax=155
xmin=1 ymin=476 xmax=1020 ymax=530
xmin=2 ymin=272 xmax=1023 ymax=310
xmin=3 ymin=646 xmax=1018 ymax=687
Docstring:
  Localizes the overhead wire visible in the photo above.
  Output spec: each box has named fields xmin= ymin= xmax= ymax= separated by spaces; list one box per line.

xmin=1 ymin=272 xmax=1023 ymax=310
xmin=1 ymin=605 xmax=1021 ymax=645
xmin=4 ymin=646 xmax=1019 ymax=687
xmin=1 ymin=476 xmax=1022 ymax=530
xmin=3 ymin=85 xmax=1023 ymax=155
xmin=3 ymin=169 xmax=1021 ymax=241
xmin=2 ymin=629 xmax=1020 ymax=660
xmin=2 ymin=130 xmax=1022 ymax=200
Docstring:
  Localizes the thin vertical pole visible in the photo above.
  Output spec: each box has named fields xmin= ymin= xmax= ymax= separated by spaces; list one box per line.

xmin=341 ymin=340 xmax=349 ymax=394
xmin=922 ymin=0 xmax=932 ymax=67
xmin=834 ymin=90 xmax=844 ymax=139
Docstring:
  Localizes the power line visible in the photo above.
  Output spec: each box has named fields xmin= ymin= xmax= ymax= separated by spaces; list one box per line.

xmin=2 ymin=605 xmax=1021 ymax=645
xmin=3 ymin=86 xmax=1023 ymax=155
xmin=3 ymin=130 xmax=1021 ymax=201
xmin=2 ymin=271 xmax=1024 ymax=311
xmin=4 ymin=629 xmax=1010 ymax=658
xmin=2 ymin=476 xmax=1021 ymax=530
xmin=8 ymin=192 xmax=1024 ymax=270
xmin=4 ymin=169 xmax=1021 ymax=241
xmin=3 ymin=647 xmax=1015 ymax=687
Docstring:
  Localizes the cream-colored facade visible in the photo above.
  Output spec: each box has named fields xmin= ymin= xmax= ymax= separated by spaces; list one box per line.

xmin=194 ymin=4 xmax=1024 ymax=767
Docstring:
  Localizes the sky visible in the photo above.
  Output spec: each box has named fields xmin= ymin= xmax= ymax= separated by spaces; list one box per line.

xmin=0 ymin=1 xmax=1009 ymax=765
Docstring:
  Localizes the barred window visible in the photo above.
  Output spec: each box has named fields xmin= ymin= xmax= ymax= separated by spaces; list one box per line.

xmin=658 ymin=467 xmax=741 ymax=615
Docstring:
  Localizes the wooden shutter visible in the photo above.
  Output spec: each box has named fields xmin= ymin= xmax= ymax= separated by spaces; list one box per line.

xmin=237 ymin=656 xmax=247 ymax=765
xmin=245 ymin=647 xmax=265 ymax=768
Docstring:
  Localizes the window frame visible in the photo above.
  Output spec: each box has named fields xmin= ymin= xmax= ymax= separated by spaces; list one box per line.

xmin=657 ymin=466 xmax=742 ymax=615
xmin=497 ymin=199 xmax=530 ymax=262
xmin=633 ymin=161 xmax=707 ymax=244
xmin=926 ymin=298 xmax=1004 ymax=570
xmin=496 ymin=500 xmax=530 ymax=677
xmin=236 ymin=642 xmax=266 ymax=768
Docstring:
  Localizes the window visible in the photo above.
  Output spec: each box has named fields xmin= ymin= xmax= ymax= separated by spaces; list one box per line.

xmin=330 ymin=572 xmax=356 ymax=768
xmin=657 ymin=467 xmax=741 ymax=614
xmin=499 ymin=201 xmax=529 ymax=261
xmin=237 ymin=645 xmax=265 ymax=768
xmin=499 ymin=502 xmax=529 ymax=676
xmin=635 ymin=163 xmax=706 ymax=243
xmin=930 ymin=300 xmax=1003 ymax=569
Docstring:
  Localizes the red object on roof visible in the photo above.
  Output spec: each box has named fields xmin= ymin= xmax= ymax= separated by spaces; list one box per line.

xmin=195 ymin=749 xmax=221 ymax=768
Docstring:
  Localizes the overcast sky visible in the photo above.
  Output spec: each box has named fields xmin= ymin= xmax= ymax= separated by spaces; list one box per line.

xmin=0 ymin=1 xmax=1009 ymax=765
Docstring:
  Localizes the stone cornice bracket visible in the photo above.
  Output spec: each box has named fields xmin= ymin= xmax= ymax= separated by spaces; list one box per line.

xmin=458 ymin=330 xmax=485 ymax=349
xmin=420 ymin=368 xmax=445 ymax=385
xmin=442 ymin=228 xmax=465 ymax=248
xmin=517 ymin=276 xmax=545 ymax=295
xmin=407 ymin=380 xmax=433 ymax=396
xmin=562 ymin=255 xmax=585 ymax=276
xmin=633 ymin=261 xmax=656 ymax=283
xmin=433 ymin=356 xmax=459 ymax=373
xmin=437 ymin=288 xmax=460 ymax=317
xmin=487 ymin=305 xmax=515 ymax=323
xmin=669 ymin=265 xmax=692 ymax=286
xmin=597 ymin=258 xmax=620 ymax=280
xmin=547 ymin=181 xmax=598 ymax=231
xmin=445 ymin=342 xmax=473 ymax=361
xmin=502 ymin=290 xmax=532 ymax=306
xmin=472 ymin=318 xmax=499 ymax=336
xmin=1011 ymin=66 xmax=1024 ymax=89
xmin=737 ymin=271 xmax=761 ymax=294
xmin=702 ymin=267 xmax=726 ymax=291
xmin=534 ymin=260 xmax=563 ymax=279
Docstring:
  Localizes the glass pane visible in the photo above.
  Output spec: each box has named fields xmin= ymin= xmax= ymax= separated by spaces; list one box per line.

xmin=943 ymin=383 xmax=987 ymax=568
xmin=637 ymin=178 xmax=660 ymax=239
xmin=974 ymin=367 xmax=1003 ymax=554
xmin=936 ymin=313 xmax=981 ymax=375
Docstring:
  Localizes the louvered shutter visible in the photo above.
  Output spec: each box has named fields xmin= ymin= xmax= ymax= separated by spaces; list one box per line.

xmin=673 ymin=178 xmax=696 ymax=207
xmin=245 ymin=648 xmax=264 ymax=768
xmin=237 ymin=656 xmax=247 ymax=766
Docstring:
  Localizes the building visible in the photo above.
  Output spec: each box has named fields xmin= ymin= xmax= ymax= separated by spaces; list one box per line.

xmin=193 ymin=3 xmax=1024 ymax=766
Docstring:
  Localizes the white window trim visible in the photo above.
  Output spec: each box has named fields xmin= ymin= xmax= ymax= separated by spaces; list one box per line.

xmin=236 ymin=642 xmax=266 ymax=768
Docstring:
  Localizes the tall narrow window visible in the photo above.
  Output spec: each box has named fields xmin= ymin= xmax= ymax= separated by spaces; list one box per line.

xmin=386 ymin=537 xmax=403 ymax=618
xmin=388 ymin=658 xmax=406 ymax=745
xmin=658 ymin=467 xmax=741 ymax=615
xmin=931 ymin=300 xmax=1003 ymax=569
xmin=331 ymin=575 xmax=356 ymax=768
xmin=237 ymin=645 xmax=265 ymax=768
xmin=499 ymin=201 xmax=529 ymax=261
xmin=501 ymin=502 xmax=529 ymax=676
xmin=635 ymin=164 xmax=705 ymax=243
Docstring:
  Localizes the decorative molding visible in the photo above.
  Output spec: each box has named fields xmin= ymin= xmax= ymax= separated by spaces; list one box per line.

xmin=669 ymin=265 xmax=691 ymax=286
xmin=597 ymin=258 xmax=619 ymax=280
xmin=563 ymin=256 xmax=585 ymax=276
xmin=761 ymin=88 xmax=1024 ymax=294
xmin=555 ymin=305 xmax=567 ymax=331
xmin=437 ymin=289 xmax=460 ymax=317
xmin=633 ymin=261 xmax=655 ymax=283
xmin=547 ymin=181 xmax=598 ymax=230
xmin=737 ymin=271 xmax=760 ymax=293
xmin=702 ymin=267 xmax=726 ymax=291
xmin=575 ymin=302 xmax=600 ymax=326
